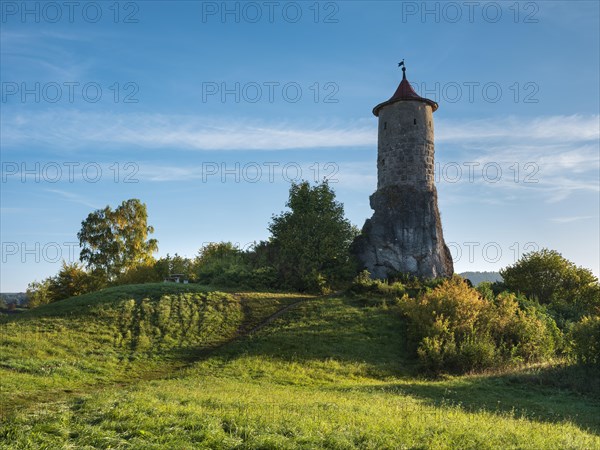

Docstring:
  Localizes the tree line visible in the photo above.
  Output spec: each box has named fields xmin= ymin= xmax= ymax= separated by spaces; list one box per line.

xmin=27 ymin=181 xmax=358 ymax=306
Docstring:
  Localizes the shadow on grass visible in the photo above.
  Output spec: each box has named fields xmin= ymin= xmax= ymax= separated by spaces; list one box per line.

xmin=354 ymin=363 xmax=600 ymax=435
xmin=213 ymin=296 xmax=422 ymax=378
xmin=211 ymin=296 xmax=600 ymax=435
xmin=125 ymin=294 xmax=312 ymax=365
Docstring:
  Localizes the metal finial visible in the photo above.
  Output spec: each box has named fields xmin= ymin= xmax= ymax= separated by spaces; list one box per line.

xmin=398 ymin=59 xmax=406 ymax=79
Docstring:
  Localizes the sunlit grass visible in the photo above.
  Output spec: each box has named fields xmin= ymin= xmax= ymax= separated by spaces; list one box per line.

xmin=0 ymin=284 xmax=304 ymax=416
xmin=1 ymin=287 xmax=598 ymax=448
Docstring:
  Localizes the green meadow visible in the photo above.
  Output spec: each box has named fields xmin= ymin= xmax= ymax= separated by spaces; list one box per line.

xmin=1 ymin=284 xmax=598 ymax=449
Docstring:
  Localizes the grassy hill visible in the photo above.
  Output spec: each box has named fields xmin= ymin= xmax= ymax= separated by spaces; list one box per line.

xmin=1 ymin=285 xmax=599 ymax=448
xmin=0 ymin=283 xmax=307 ymax=416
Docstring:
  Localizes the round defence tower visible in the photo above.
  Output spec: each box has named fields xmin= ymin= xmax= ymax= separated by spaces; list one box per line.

xmin=376 ymin=101 xmax=435 ymax=191
xmin=352 ymin=64 xmax=454 ymax=279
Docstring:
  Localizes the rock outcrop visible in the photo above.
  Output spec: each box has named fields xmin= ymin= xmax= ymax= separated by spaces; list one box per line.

xmin=353 ymin=185 xmax=453 ymax=279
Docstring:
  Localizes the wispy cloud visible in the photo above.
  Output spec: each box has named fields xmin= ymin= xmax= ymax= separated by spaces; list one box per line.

xmin=551 ymin=215 xmax=597 ymax=224
xmin=435 ymin=115 xmax=599 ymax=203
xmin=136 ymin=160 xmax=378 ymax=192
xmin=45 ymin=188 xmax=98 ymax=209
xmin=2 ymin=110 xmax=598 ymax=153
xmin=1 ymin=111 xmax=376 ymax=150
xmin=1 ymin=30 xmax=96 ymax=80
xmin=436 ymin=115 xmax=599 ymax=144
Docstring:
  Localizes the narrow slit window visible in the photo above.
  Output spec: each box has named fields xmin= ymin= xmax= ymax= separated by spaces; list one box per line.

xmin=413 ymin=119 xmax=417 ymax=125
xmin=383 ymin=122 xmax=387 ymax=130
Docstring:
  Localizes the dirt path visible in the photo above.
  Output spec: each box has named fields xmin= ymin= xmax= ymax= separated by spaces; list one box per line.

xmin=245 ymin=299 xmax=305 ymax=335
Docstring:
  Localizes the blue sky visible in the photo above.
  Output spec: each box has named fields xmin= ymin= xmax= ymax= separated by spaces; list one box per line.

xmin=1 ymin=1 xmax=599 ymax=292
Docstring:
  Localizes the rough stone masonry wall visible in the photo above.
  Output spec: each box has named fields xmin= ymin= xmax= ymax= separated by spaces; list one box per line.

xmin=377 ymin=101 xmax=435 ymax=191
xmin=353 ymin=100 xmax=453 ymax=279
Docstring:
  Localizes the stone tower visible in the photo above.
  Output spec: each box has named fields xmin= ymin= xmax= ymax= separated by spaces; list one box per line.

xmin=353 ymin=63 xmax=453 ymax=279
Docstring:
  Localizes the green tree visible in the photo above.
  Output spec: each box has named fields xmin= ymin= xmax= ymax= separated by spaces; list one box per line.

xmin=78 ymin=199 xmax=158 ymax=280
xmin=500 ymin=249 xmax=599 ymax=322
xmin=195 ymin=242 xmax=244 ymax=284
xmin=25 ymin=262 xmax=105 ymax=307
xmin=53 ymin=261 xmax=105 ymax=298
xmin=116 ymin=262 xmax=162 ymax=285
xmin=150 ymin=253 xmax=196 ymax=282
xmin=268 ymin=181 xmax=358 ymax=292
xmin=26 ymin=278 xmax=54 ymax=308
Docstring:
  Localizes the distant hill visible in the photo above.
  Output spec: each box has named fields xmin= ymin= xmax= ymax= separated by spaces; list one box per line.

xmin=0 ymin=292 xmax=28 ymax=306
xmin=459 ymin=271 xmax=503 ymax=286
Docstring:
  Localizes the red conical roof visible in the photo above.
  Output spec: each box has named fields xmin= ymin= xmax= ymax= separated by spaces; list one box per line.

xmin=373 ymin=70 xmax=438 ymax=116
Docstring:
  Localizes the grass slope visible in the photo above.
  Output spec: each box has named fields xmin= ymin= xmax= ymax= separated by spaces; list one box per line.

xmin=0 ymin=284 xmax=307 ymax=417
xmin=1 ymin=290 xmax=599 ymax=449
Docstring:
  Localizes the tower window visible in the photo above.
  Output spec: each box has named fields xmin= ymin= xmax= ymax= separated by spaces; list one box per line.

xmin=413 ymin=119 xmax=417 ymax=125
xmin=383 ymin=122 xmax=387 ymax=130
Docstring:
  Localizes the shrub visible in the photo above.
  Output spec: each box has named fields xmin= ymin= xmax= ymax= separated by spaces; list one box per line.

xmin=26 ymin=279 xmax=54 ymax=308
xmin=503 ymin=306 xmax=557 ymax=362
xmin=195 ymin=242 xmax=243 ymax=285
xmin=416 ymin=317 xmax=457 ymax=371
xmin=454 ymin=334 xmax=497 ymax=371
xmin=568 ymin=315 xmax=600 ymax=366
xmin=476 ymin=281 xmax=495 ymax=301
xmin=246 ymin=266 xmax=278 ymax=290
xmin=302 ymin=270 xmax=331 ymax=295
xmin=501 ymin=248 xmax=599 ymax=325
xmin=400 ymin=276 xmax=560 ymax=373
xmin=349 ymin=270 xmax=406 ymax=299
xmin=193 ymin=242 xmax=279 ymax=290
xmin=402 ymin=276 xmax=487 ymax=342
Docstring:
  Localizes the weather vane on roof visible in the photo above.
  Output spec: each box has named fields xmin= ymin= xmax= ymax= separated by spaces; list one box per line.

xmin=398 ymin=59 xmax=406 ymax=79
